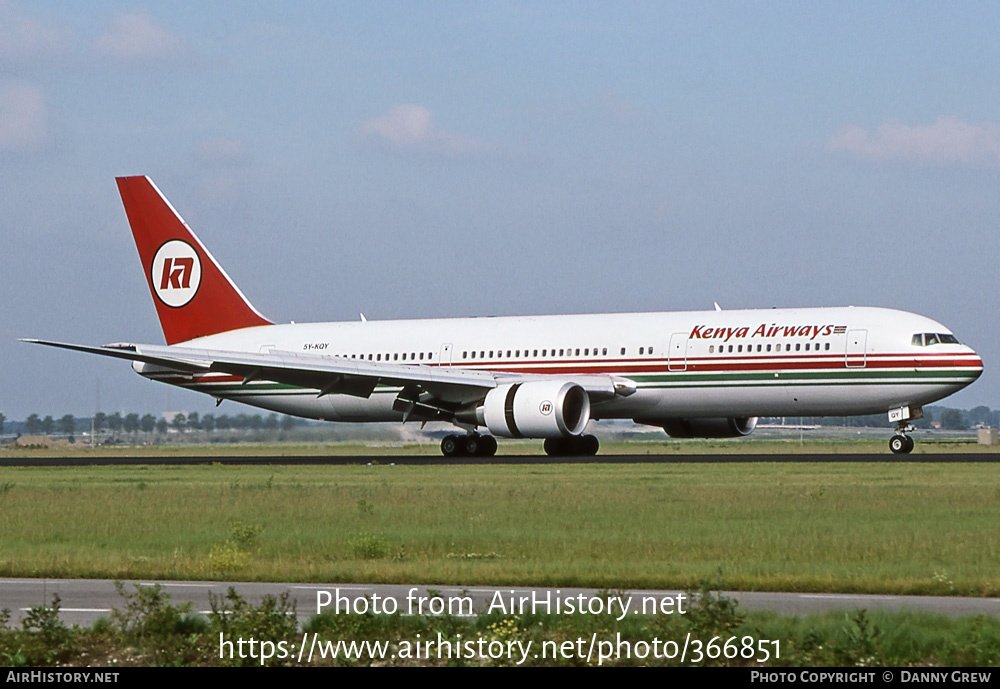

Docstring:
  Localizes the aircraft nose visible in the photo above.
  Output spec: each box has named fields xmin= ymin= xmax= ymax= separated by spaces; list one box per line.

xmin=965 ymin=346 xmax=984 ymax=380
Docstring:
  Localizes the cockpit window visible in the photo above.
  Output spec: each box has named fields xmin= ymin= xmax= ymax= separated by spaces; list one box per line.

xmin=912 ymin=333 xmax=960 ymax=346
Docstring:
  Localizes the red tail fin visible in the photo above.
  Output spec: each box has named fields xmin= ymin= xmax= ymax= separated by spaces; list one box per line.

xmin=116 ymin=176 xmax=272 ymax=344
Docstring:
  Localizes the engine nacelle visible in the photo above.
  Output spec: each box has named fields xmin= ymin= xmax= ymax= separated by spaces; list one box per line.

xmin=660 ymin=417 xmax=758 ymax=439
xmin=481 ymin=381 xmax=591 ymax=438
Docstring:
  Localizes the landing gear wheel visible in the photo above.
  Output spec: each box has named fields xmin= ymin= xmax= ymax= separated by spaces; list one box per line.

xmin=543 ymin=435 xmax=600 ymax=457
xmin=441 ymin=435 xmax=460 ymax=457
xmin=463 ymin=435 xmax=481 ymax=456
xmin=479 ymin=435 xmax=498 ymax=457
xmin=543 ymin=438 xmax=565 ymax=457
xmin=889 ymin=434 xmax=914 ymax=454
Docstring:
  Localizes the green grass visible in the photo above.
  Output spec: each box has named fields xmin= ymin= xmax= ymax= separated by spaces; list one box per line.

xmin=1 ymin=462 xmax=998 ymax=594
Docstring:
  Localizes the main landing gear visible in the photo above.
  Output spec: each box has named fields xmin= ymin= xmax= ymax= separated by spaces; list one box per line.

xmin=889 ymin=433 xmax=915 ymax=454
xmin=439 ymin=433 xmax=601 ymax=457
xmin=440 ymin=433 xmax=498 ymax=457
xmin=543 ymin=434 xmax=600 ymax=457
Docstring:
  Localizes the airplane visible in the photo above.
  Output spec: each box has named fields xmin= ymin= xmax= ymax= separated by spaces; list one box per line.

xmin=25 ymin=176 xmax=983 ymax=457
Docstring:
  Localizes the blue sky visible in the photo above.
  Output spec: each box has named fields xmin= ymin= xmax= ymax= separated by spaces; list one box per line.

xmin=3 ymin=1 xmax=998 ymax=419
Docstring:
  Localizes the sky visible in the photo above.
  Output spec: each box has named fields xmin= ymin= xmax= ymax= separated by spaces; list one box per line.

xmin=2 ymin=1 xmax=999 ymax=420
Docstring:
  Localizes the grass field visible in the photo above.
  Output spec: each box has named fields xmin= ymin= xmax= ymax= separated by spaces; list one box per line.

xmin=1 ymin=458 xmax=998 ymax=595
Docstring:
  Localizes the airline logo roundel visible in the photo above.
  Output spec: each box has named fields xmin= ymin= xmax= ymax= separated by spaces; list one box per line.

xmin=151 ymin=240 xmax=202 ymax=308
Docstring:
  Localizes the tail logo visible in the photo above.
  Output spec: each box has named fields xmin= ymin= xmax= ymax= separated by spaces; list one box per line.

xmin=151 ymin=240 xmax=202 ymax=308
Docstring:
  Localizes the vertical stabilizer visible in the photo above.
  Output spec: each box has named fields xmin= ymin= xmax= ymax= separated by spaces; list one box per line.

xmin=116 ymin=176 xmax=272 ymax=344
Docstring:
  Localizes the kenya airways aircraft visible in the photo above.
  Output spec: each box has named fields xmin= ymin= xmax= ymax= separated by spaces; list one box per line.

xmin=26 ymin=177 xmax=983 ymax=456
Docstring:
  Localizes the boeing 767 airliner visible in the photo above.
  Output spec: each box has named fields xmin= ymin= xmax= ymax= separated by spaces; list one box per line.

xmin=25 ymin=177 xmax=983 ymax=456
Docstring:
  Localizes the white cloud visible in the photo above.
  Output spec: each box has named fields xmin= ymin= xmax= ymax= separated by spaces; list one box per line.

xmin=0 ymin=3 xmax=73 ymax=64
xmin=360 ymin=105 xmax=492 ymax=156
xmin=196 ymin=138 xmax=250 ymax=167
xmin=0 ymin=82 xmax=46 ymax=152
xmin=96 ymin=13 xmax=183 ymax=61
xmin=828 ymin=117 xmax=1000 ymax=165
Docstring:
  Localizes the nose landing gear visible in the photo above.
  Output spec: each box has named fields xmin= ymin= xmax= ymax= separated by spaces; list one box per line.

xmin=887 ymin=405 xmax=921 ymax=455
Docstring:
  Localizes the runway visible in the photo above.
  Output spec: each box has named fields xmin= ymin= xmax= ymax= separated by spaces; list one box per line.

xmin=1 ymin=453 xmax=998 ymax=466
xmin=4 ymin=578 xmax=999 ymax=628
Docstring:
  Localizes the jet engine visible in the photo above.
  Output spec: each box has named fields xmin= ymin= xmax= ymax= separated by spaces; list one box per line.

xmin=479 ymin=381 xmax=590 ymax=438
xmin=659 ymin=417 xmax=758 ymax=439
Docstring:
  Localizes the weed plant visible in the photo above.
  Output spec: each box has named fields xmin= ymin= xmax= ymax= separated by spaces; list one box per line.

xmin=2 ymin=585 xmax=998 ymax=666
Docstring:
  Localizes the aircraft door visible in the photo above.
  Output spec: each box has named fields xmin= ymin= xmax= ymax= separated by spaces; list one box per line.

xmin=668 ymin=332 xmax=688 ymax=371
xmin=439 ymin=343 xmax=453 ymax=366
xmin=845 ymin=329 xmax=867 ymax=368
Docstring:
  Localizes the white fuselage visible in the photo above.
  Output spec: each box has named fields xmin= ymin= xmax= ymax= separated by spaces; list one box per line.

xmin=136 ymin=305 xmax=982 ymax=426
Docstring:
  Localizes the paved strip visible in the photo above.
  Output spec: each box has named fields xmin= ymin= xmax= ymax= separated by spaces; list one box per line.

xmin=1 ymin=453 xmax=998 ymax=466
xmin=3 ymin=579 xmax=998 ymax=628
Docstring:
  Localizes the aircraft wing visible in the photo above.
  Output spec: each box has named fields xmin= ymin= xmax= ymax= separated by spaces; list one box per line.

xmin=22 ymin=339 xmax=629 ymax=409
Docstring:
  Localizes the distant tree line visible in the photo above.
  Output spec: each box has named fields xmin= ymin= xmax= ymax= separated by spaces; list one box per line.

xmin=2 ymin=411 xmax=300 ymax=438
